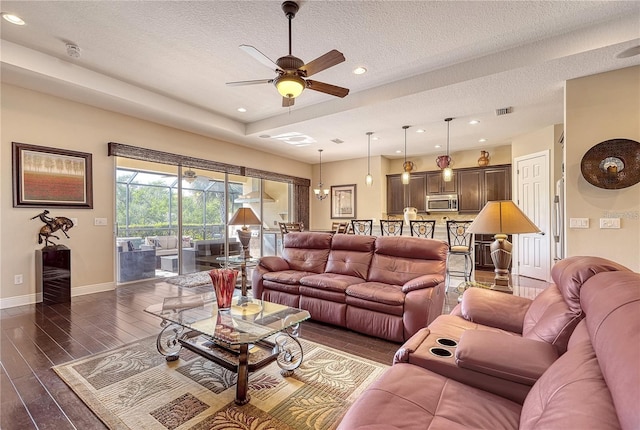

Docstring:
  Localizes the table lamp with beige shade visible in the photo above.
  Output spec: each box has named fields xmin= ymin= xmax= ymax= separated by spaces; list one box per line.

xmin=228 ymin=207 xmax=261 ymax=259
xmin=466 ymin=200 xmax=541 ymax=293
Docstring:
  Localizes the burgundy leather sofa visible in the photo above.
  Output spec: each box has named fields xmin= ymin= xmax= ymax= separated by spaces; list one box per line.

xmin=252 ymin=232 xmax=448 ymax=342
xmin=338 ymin=257 xmax=638 ymax=429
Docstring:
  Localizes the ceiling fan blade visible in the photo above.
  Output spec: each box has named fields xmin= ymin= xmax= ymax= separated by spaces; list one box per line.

xmin=239 ymin=45 xmax=282 ymax=71
xmin=306 ymin=80 xmax=350 ymax=98
xmin=282 ymin=97 xmax=295 ymax=107
xmin=300 ymin=50 xmax=346 ymax=77
xmin=226 ymin=79 xmax=273 ymax=86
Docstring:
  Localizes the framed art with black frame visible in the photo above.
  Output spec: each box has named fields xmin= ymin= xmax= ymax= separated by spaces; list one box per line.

xmin=12 ymin=142 xmax=93 ymax=209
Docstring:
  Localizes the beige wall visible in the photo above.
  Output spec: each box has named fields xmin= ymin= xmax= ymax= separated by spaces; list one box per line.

xmin=565 ymin=66 xmax=640 ymax=271
xmin=1 ymin=84 xmax=311 ymax=306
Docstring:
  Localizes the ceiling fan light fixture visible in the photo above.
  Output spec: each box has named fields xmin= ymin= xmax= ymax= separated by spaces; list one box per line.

xmin=275 ymin=75 xmax=305 ymax=98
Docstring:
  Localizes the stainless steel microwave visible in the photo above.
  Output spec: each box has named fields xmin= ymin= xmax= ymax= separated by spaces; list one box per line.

xmin=426 ymin=195 xmax=458 ymax=212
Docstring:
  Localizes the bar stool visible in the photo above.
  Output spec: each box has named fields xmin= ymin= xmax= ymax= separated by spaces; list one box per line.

xmin=445 ymin=220 xmax=474 ymax=291
xmin=380 ymin=220 xmax=403 ymax=236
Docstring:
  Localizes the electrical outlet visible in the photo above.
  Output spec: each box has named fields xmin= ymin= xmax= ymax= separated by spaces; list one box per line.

xmin=14 ymin=274 xmax=23 ymax=285
xmin=599 ymin=218 xmax=620 ymax=229
xmin=94 ymin=217 xmax=108 ymax=226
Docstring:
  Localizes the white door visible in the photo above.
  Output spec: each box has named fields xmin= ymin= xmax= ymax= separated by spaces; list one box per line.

xmin=515 ymin=151 xmax=550 ymax=281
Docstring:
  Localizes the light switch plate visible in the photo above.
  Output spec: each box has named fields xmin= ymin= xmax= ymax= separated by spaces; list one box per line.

xmin=94 ymin=217 xmax=108 ymax=226
xmin=599 ymin=218 xmax=620 ymax=229
xmin=569 ymin=218 xmax=589 ymax=229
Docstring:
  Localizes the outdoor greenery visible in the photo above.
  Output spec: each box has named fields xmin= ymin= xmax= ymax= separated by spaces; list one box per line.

xmin=116 ymin=169 xmax=243 ymax=240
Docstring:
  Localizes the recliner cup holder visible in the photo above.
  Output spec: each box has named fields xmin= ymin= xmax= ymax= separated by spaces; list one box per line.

xmin=429 ymin=347 xmax=453 ymax=358
xmin=436 ymin=338 xmax=458 ymax=347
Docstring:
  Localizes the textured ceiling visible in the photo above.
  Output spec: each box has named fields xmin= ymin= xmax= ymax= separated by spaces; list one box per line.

xmin=1 ymin=1 xmax=639 ymax=164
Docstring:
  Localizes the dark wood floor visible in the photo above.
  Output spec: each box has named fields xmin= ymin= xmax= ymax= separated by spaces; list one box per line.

xmin=0 ymin=271 xmax=548 ymax=429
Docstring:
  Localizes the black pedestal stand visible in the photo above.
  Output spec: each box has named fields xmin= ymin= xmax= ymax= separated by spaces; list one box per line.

xmin=36 ymin=245 xmax=71 ymax=304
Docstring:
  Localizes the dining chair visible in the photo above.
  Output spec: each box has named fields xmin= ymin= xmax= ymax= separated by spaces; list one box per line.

xmin=380 ymin=219 xmax=404 ymax=236
xmin=332 ymin=222 xmax=348 ymax=234
xmin=445 ymin=220 xmax=474 ymax=291
xmin=409 ymin=220 xmax=436 ymax=238
xmin=279 ymin=222 xmax=304 ymax=234
xmin=351 ymin=219 xmax=373 ymax=235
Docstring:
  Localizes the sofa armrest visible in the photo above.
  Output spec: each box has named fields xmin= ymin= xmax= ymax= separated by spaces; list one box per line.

xmin=402 ymin=274 xmax=444 ymax=293
xmin=455 ymin=330 xmax=558 ymax=385
xmin=460 ymin=287 xmax=532 ymax=333
xmin=259 ymin=256 xmax=290 ymax=272
xmin=393 ymin=328 xmax=431 ymax=364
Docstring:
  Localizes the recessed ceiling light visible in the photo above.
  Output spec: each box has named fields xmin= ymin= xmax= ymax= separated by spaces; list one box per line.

xmin=2 ymin=13 xmax=25 ymax=25
xmin=434 ymin=144 xmax=441 ymax=149
xmin=416 ymin=129 xmax=425 ymax=133
xmin=395 ymin=150 xmax=402 ymax=154
xmin=479 ymin=138 xmax=487 ymax=143
xmin=372 ymin=136 xmax=380 ymax=141
xmin=353 ymin=67 xmax=367 ymax=75
xmin=237 ymin=107 xmax=247 ymax=112
xmin=469 ymin=119 xmax=480 ymax=125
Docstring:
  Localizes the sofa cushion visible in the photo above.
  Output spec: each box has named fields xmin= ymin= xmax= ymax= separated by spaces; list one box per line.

xmin=520 ymin=341 xmax=620 ymax=429
xmin=263 ymin=270 xmax=315 ymax=285
xmin=326 ymin=234 xmax=375 ymax=279
xmin=368 ymin=237 xmax=447 ymax=285
xmin=299 ymin=273 xmax=364 ymax=293
xmin=550 ymin=255 xmax=631 ymax=314
xmin=281 ymin=232 xmax=332 ymax=273
xmin=521 ymin=286 xmax=579 ymax=354
xmin=337 ymin=363 xmax=521 ymax=430
xmin=346 ymin=282 xmax=404 ymax=306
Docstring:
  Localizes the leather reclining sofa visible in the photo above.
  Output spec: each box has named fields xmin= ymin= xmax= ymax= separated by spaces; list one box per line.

xmin=338 ymin=256 xmax=639 ymax=429
xmin=251 ymin=231 xmax=448 ymax=342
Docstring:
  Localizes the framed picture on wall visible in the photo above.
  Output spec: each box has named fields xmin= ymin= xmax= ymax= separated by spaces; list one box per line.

xmin=331 ymin=184 xmax=356 ymax=219
xmin=12 ymin=142 xmax=93 ymax=208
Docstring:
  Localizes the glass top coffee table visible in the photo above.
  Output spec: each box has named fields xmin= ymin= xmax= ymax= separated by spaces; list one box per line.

xmin=145 ymin=293 xmax=310 ymax=405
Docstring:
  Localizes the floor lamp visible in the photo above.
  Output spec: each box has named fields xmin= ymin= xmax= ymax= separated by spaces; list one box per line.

xmin=466 ymin=201 xmax=540 ymax=293
xmin=229 ymin=207 xmax=261 ymax=296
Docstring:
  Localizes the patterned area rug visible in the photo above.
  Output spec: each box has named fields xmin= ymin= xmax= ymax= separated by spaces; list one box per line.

xmin=53 ymin=335 xmax=388 ymax=430
xmin=165 ymin=271 xmax=212 ymax=288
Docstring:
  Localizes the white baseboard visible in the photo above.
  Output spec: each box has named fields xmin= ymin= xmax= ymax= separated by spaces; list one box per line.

xmin=0 ymin=281 xmax=115 ymax=309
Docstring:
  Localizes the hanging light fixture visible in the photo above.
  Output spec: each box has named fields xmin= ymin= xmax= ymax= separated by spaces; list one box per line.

xmin=314 ymin=149 xmax=330 ymax=200
xmin=443 ymin=118 xmax=454 ymax=182
xmin=401 ymin=125 xmax=413 ymax=184
xmin=365 ymin=132 xmax=374 ymax=186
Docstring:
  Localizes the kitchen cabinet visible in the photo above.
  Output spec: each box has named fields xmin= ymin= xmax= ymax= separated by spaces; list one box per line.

xmin=457 ymin=165 xmax=511 ymax=213
xmin=426 ymin=172 xmax=457 ymax=195
xmin=387 ymin=173 xmax=426 ymax=214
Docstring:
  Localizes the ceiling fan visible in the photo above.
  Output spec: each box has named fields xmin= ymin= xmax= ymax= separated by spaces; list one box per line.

xmin=226 ymin=1 xmax=349 ymax=107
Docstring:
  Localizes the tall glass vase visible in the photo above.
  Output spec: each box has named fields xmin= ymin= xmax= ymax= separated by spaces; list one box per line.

xmin=208 ymin=269 xmax=238 ymax=310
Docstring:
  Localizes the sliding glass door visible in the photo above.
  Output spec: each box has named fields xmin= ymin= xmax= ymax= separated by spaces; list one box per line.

xmin=114 ymin=158 xmax=291 ymax=283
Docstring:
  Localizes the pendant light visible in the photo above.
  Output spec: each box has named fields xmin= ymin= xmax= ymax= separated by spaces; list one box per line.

xmin=443 ymin=118 xmax=454 ymax=182
xmin=365 ymin=132 xmax=374 ymax=186
xmin=401 ymin=125 xmax=412 ymax=184
xmin=314 ymin=149 xmax=329 ymax=200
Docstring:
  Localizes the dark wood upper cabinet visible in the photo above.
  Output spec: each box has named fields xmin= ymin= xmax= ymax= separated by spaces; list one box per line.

xmin=457 ymin=164 xmax=511 ymax=213
xmin=426 ymin=172 xmax=457 ymax=195
xmin=387 ymin=173 xmax=427 ymax=214
xmin=387 ymin=165 xmax=510 ymax=215
xmin=457 ymin=170 xmax=483 ymax=212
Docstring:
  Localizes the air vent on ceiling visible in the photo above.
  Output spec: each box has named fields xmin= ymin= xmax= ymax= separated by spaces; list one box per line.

xmin=495 ymin=107 xmax=513 ymax=116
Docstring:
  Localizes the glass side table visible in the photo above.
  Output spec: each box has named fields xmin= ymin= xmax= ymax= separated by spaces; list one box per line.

xmin=215 ymin=255 xmax=259 ymax=296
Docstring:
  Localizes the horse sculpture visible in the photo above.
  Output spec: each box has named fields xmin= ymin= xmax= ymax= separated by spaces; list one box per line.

xmin=31 ymin=210 xmax=74 ymax=247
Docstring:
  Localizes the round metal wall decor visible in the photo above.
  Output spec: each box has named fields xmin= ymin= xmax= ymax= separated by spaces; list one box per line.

xmin=580 ymin=138 xmax=640 ymax=189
